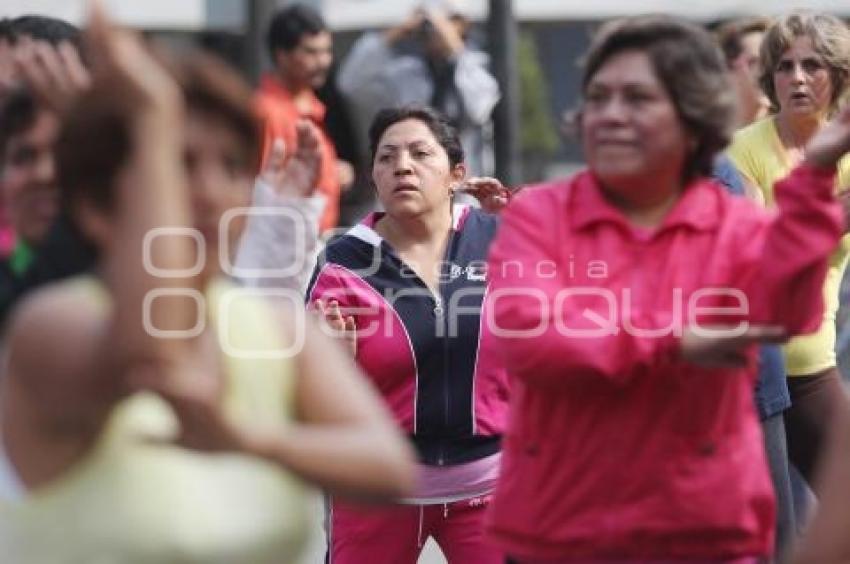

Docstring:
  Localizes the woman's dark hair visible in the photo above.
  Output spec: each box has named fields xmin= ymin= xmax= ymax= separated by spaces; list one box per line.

xmin=0 ymin=18 xmax=15 ymax=44
xmin=266 ymin=3 xmax=327 ymax=58
xmin=56 ymin=47 xmax=261 ymax=212
xmin=9 ymin=15 xmax=81 ymax=48
xmin=0 ymin=88 xmax=39 ymax=159
xmin=714 ymin=17 xmax=773 ymax=67
xmin=368 ymin=105 xmax=464 ymax=168
xmin=581 ymin=15 xmax=736 ymax=180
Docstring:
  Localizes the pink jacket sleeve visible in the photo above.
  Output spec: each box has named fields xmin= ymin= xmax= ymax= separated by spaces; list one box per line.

xmin=737 ymin=164 xmax=844 ymax=334
xmin=306 ymin=263 xmax=362 ymax=308
xmin=486 ymin=186 xmax=678 ymax=388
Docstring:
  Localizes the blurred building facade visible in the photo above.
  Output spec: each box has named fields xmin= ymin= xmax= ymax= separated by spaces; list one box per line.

xmin=5 ymin=0 xmax=849 ymax=179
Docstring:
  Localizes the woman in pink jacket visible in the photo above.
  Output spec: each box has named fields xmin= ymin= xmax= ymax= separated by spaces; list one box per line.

xmin=486 ymin=15 xmax=849 ymax=563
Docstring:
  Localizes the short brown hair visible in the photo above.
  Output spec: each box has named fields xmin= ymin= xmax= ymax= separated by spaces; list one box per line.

xmin=56 ymin=47 xmax=261 ymax=211
xmin=369 ymin=105 xmax=463 ymax=169
xmin=759 ymin=12 xmax=850 ymax=114
xmin=715 ymin=17 xmax=772 ymax=66
xmin=581 ymin=15 xmax=735 ymax=181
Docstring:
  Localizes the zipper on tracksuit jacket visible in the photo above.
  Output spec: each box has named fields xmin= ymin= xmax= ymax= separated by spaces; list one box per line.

xmin=402 ymin=250 xmax=450 ymax=466
xmin=435 ymin=229 xmax=457 ymax=466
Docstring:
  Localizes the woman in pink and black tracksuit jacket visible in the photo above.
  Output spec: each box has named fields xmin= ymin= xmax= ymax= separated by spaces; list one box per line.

xmin=486 ymin=16 xmax=848 ymax=564
xmin=307 ymin=105 xmax=511 ymax=564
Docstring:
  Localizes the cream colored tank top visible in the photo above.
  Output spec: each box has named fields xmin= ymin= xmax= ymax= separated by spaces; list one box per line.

xmin=0 ymin=277 xmax=314 ymax=564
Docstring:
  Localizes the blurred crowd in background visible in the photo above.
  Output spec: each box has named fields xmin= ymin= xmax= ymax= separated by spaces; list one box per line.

xmin=2 ymin=2 xmax=850 ymax=563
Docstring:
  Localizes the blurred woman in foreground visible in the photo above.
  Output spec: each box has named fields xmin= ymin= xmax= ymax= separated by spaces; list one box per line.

xmin=308 ymin=105 xmax=510 ymax=563
xmin=486 ymin=15 xmax=848 ymax=563
xmin=0 ymin=5 xmax=413 ymax=563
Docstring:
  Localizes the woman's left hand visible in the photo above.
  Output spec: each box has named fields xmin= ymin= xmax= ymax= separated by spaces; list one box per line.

xmin=454 ymin=177 xmax=512 ymax=214
xmin=14 ymin=38 xmax=91 ymax=115
xmin=260 ymin=120 xmax=323 ymax=198
xmin=311 ymin=299 xmax=357 ymax=356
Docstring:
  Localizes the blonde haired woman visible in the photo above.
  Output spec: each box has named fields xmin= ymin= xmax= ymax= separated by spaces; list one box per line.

xmin=727 ymin=11 xmax=850 ymax=487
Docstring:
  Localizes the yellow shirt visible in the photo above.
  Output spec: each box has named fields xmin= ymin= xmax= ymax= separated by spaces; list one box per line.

xmin=0 ymin=277 xmax=314 ymax=564
xmin=727 ymin=116 xmax=850 ymax=376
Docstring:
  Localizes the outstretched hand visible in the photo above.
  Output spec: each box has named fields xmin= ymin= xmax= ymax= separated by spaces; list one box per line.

xmin=260 ymin=120 xmax=322 ymax=198
xmin=84 ymin=0 xmax=182 ymax=119
xmin=680 ymin=324 xmax=786 ymax=368
xmin=311 ymin=299 xmax=357 ymax=356
xmin=453 ymin=177 xmax=511 ymax=213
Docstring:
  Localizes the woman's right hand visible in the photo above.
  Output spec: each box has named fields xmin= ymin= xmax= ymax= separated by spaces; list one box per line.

xmin=13 ymin=37 xmax=91 ymax=115
xmin=680 ymin=325 xmax=786 ymax=368
xmin=805 ymin=105 xmax=850 ymax=170
xmin=311 ymin=299 xmax=357 ymax=356
xmin=422 ymin=6 xmax=464 ymax=58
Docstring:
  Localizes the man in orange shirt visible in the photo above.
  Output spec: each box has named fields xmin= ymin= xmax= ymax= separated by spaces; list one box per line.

xmin=257 ymin=4 xmax=344 ymax=232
